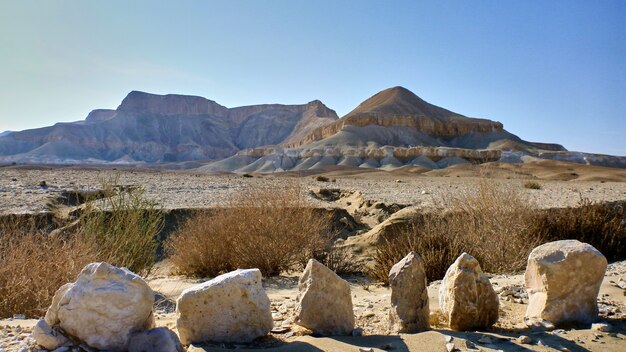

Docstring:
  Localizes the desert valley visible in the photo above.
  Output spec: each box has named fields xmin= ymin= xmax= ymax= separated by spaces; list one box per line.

xmin=1 ymin=84 xmax=625 ymax=352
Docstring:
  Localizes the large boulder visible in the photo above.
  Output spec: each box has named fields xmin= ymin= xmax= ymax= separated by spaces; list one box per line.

xmin=42 ymin=262 xmax=155 ymax=351
xmin=295 ymin=259 xmax=354 ymax=335
xmin=525 ymin=240 xmax=607 ymax=326
xmin=176 ymin=269 xmax=273 ymax=344
xmin=388 ymin=252 xmax=430 ymax=333
xmin=439 ymin=253 xmax=499 ymax=331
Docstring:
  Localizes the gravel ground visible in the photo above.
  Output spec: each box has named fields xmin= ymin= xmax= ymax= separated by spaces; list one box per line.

xmin=1 ymin=167 xmax=626 ymax=214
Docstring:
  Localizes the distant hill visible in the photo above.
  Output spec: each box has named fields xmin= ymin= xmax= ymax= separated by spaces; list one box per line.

xmin=0 ymin=91 xmax=338 ymax=163
xmin=1 ymin=87 xmax=624 ymax=170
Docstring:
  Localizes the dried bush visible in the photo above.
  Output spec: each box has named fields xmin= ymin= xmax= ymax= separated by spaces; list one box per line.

xmin=369 ymin=181 xmax=542 ymax=284
xmin=76 ymin=177 xmax=163 ymax=276
xmin=533 ymin=198 xmax=626 ymax=261
xmin=319 ymin=245 xmax=363 ymax=274
xmin=0 ymin=218 xmax=95 ymax=318
xmin=167 ymin=184 xmax=334 ymax=277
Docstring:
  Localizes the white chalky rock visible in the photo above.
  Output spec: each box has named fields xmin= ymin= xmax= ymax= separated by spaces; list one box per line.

xmin=525 ymin=240 xmax=607 ymax=326
xmin=128 ymin=327 xmax=184 ymax=352
xmin=44 ymin=262 xmax=155 ymax=351
xmin=176 ymin=269 xmax=273 ymax=344
xmin=439 ymin=253 xmax=499 ymax=331
xmin=295 ymin=259 xmax=355 ymax=335
xmin=388 ymin=252 xmax=430 ymax=332
xmin=32 ymin=319 xmax=68 ymax=350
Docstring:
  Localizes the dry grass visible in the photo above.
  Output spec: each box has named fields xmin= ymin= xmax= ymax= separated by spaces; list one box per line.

xmin=0 ymin=176 xmax=163 ymax=318
xmin=0 ymin=218 xmax=95 ymax=318
xmin=524 ymin=181 xmax=542 ymax=190
xmin=76 ymin=177 xmax=163 ymax=275
xmin=369 ymin=181 xmax=543 ymax=284
xmin=167 ymin=183 xmax=335 ymax=277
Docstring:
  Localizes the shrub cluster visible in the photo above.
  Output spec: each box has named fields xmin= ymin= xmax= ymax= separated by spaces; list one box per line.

xmin=167 ymin=184 xmax=335 ymax=277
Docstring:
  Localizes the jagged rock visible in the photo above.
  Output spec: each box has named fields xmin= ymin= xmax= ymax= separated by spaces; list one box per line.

xmin=32 ymin=319 xmax=68 ymax=350
xmin=128 ymin=327 xmax=184 ymax=352
xmin=44 ymin=262 xmax=155 ymax=351
xmin=176 ymin=269 xmax=273 ymax=344
xmin=295 ymin=259 xmax=354 ymax=335
xmin=388 ymin=252 xmax=430 ymax=333
xmin=525 ymin=240 xmax=607 ymax=326
xmin=439 ymin=253 xmax=499 ymax=331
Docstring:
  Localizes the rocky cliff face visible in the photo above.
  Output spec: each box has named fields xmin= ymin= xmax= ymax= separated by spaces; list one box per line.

xmin=0 ymin=91 xmax=338 ymax=163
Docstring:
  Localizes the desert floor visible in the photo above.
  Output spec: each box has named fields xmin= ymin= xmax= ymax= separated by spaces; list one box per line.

xmin=1 ymin=162 xmax=625 ymax=351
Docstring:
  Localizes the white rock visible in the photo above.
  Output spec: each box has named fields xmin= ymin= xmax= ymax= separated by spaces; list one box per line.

xmin=525 ymin=240 xmax=607 ymax=326
xmin=591 ymin=322 xmax=612 ymax=332
xmin=44 ymin=262 xmax=155 ymax=351
xmin=388 ymin=252 xmax=429 ymax=333
xmin=32 ymin=319 xmax=68 ymax=350
xmin=128 ymin=327 xmax=183 ymax=352
xmin=295 ymin=259 xmax=354 ymax=335
xmin=176 ymin=269 xmax=273 ymax=344
xmin=439 ymin=253 xmax=499 ymax=331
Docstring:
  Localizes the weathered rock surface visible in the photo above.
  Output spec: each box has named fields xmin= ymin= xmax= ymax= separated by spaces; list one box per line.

xmin=295 ymin=259 xmax=355 ymax=335
xmin=128 ymin=327 xmax=184 ymax=352
xmin=388 ymin=252 xmax=430 ymax=333
xmin=176 ymin=269 xmax=273 ymax=345
xmin=42 ymin=262 xmax=155 ymax=351
xmin=32 ymin=319 xmax=68 ymax=350
xmin=525 ymin=240 xmax=607 ymax=326
xmin=439 ymin=253 xmax=499 ymax=331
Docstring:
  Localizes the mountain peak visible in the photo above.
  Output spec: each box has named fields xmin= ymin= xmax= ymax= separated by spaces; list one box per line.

xmin=117 ymin=91 xmax=228 ymax=116
xmin=345 ymin=86 xmax=461 ymax=120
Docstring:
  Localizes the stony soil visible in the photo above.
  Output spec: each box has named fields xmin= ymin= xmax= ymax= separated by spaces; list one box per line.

xmin=1 ymin=167 xmax=626 ymax=214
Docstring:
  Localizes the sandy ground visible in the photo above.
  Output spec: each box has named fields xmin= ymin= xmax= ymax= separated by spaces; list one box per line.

xmin=2 ymin=261 xmax=625 ymax=351
xmin=1 ymin=163 xmax=626 ymax=215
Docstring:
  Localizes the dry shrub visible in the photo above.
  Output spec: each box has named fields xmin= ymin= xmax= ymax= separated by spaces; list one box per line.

xmin=319 ymin=245 xmax=363 ymax=274
xmin=0 ymin=218 xmax=95 ymax=318
xmin=524 ymin=181 xmax=542 ymax=190
xmin=76 ymin=177 xmax=163 ymax=275
xmin=369 ymin=181 xmax=542 ymax=284
xmin=167 ymin=184 xmax=334 ymax=277
xmin=533 ymin=198 xmax=626 ymax=261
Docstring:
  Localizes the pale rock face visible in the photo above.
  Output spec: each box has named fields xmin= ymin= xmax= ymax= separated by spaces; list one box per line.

xmin=295 ymin=259 xmax=355 ymax=335
xmin=175 ymin=269 xmax=273 ymax=345
xmin=439 ymin=253 xmax=499 ymax=331
xmin=128 ymin=327 xmax=184 ymax=352
xmin=388 ymin=252 xmax=430 ymax=333
xmin=525 ymin=240 xmax=607 ymax=326
xmin=32 ymin=319 xmax=68 ymax=350
xmin=44 ymin=262 xmax=155 ymax=351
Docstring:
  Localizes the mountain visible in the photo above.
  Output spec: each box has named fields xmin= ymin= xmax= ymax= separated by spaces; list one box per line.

xmin=0 ymin=131 xmax=12 ymax=137
xmin=0 ymin=91 xmax=338 ymax=163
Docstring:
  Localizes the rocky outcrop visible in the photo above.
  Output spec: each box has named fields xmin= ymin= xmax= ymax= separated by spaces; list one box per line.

xmin=388 ymin=252 xmax=430 ymax=333
xmin=439 ymin=253 xmax=499 ymax=331
xmin=40 ymin=262 xmax=155 ymax=351
xmin=295 ymin=259 xmax=355 ymax=335
xmin=525 ymin=240 xmax=607 ymax=326
xmin=176 ymin=269 xmax=273 ymax=344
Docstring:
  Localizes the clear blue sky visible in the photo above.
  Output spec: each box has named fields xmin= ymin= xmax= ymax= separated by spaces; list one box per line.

xmin=1 ymin=1 xmax=624 ymax=155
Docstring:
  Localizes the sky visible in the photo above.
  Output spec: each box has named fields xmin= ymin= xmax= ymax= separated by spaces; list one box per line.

xmin=0 ymin=1 xmax=624 ymax=155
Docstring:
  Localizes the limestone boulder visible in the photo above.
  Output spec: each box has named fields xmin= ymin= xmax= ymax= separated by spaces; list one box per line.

xmin=42 ymin=262 xmax=155 ymax=351
xmin=176 ymin=269 xmax=273 ymax=344
xmin=388 ymin=252 xmax=429 ymax=333
xmin=295 ymin=259 xmax=354 ymax=335
xmin=128 ymin=327 xmax=184 ymax=352
xmin=525 ymin=240 xmax=607 ymax=326
xmin=439 ymin=253 xmax=499 ymax=331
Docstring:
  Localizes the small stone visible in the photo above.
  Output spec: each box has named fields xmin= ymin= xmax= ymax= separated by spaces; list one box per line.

xmin=352 ymin=328 xmax=364 ymax=336
xmin=444 ymin=335 xmax=453 ymax=343
xmin=362 ymin=311 xmax=375 ymax=318
xmin=128 ymin=327 xmax=183 ymax=352
xmin=518 ymin=335 xmax=532 ymax=344
xmin=446 ymin=342 xmax=456 ymax=352
xmin=478 ymin=336 xmax=492 ymax=344
xmin=591 ymin=322 xmax=612 ymax=332
xmin=32 ymin=318 xmax=68 ymax=350
xmin=359 ymin=349 xmax=374 ymax=352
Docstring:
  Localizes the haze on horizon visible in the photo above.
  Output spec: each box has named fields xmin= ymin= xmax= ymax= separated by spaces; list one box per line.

xmin=0 ymin=1 xmax=624 ymax=156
